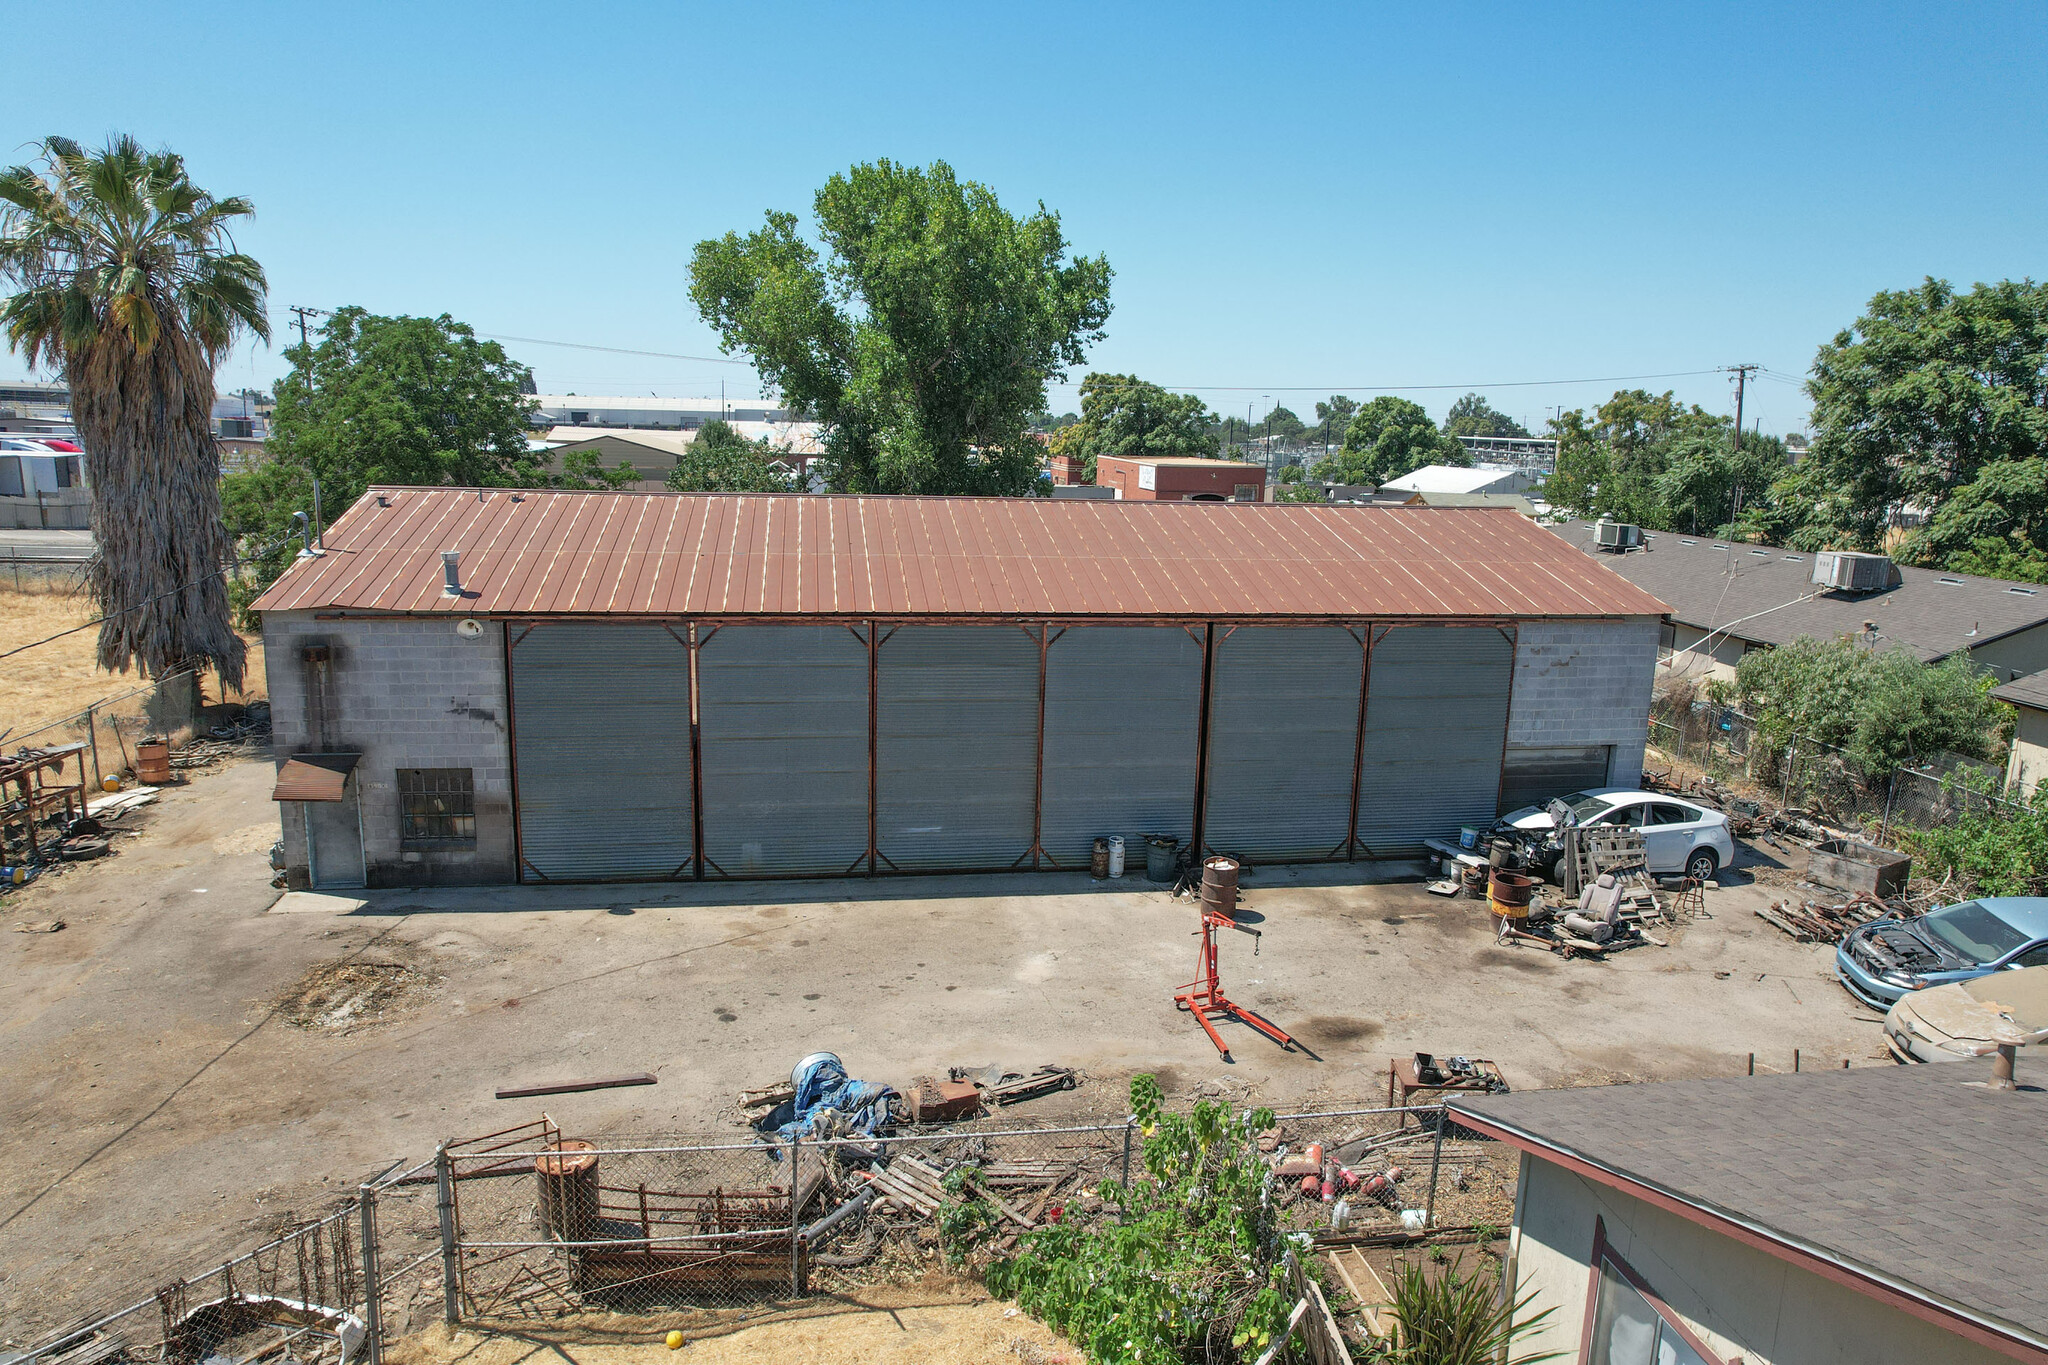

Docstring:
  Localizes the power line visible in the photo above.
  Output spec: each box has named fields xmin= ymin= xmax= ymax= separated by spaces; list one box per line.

xmin=473 ymin=333 xmax=753 ymax=366
xmin=1105 ymin=368 xmax=1729 ymax=394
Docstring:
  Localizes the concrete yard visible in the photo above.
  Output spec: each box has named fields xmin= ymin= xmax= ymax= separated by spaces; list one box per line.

xmin=0 ymin=755 xmax=1878 ymax=1340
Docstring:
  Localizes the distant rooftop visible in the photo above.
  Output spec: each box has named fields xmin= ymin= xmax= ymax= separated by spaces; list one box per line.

xmin=1549 ymin=520 xmax=2048 ymax=664
xmin=1451 ymin=1060 xmax=2048 ymax=1357
xmin=1379 ymin=464 xmax=1529 ymax=494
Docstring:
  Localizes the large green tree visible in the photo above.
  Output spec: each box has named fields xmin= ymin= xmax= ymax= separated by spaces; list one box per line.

xmin=1802 ymin=278 xmax=2048 ymax=557
xmin=222 ymin=308 xmax=543 ymax=601
xmin=1323 ymin=395 xmax=1464 ymax=485
xmin=689 ymin=159 xmax=1112 ymax=496
xmin=0 ymin=135 xmax=267 ymax=686
xmin=1063 ymin=372 xmax=1216 ymax=482
xmin=665 ymin=419 xmax=796 ymax=492
xmin=1442 ymin=391 xmax=1531 ymax=439
xmin=1544 ymin=389 xmax=1749 ymax=527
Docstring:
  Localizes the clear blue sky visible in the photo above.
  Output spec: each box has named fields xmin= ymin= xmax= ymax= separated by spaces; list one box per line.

xmin=10 ymin=1 xmax=2044 ymax=438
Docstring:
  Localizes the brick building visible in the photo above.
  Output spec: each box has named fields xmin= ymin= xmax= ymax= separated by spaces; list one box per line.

xmin=1093 ymin=455 xmax=1265 ymax=502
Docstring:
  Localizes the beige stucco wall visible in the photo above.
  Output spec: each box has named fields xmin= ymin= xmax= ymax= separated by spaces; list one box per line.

xmin=1656 ymin=623 xmax=1748 ymax=683
xmin=1968 ymin=623 xmax=2048 ymax=683
xmin=2006 ymin=705 xmax=2048 ymax=797
xmin=1509 ymin=1155 xmax=2020 ymax=1365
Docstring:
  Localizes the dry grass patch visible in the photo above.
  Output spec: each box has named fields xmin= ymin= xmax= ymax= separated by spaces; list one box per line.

xmin=0 ymin=583 xmax=265 ymax=740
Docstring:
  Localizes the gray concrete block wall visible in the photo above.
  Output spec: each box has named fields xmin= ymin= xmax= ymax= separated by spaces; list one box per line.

xmin=263 ymin=611 xmax=514 ymax=887
xmin=1508 ymin=617 xmax=1661 ymax=787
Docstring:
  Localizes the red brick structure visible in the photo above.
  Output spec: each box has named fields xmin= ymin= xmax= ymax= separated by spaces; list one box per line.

xmin=1095 ymin=455 xmax=1266 ymax=501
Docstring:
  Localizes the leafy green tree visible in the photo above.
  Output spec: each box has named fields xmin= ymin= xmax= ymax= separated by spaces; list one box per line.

xmin=1916 ymin=455 xmax=2048 ymax=578
xmin=1801 ymin=278 xmax=2048 ymax=555
xmin=1334 ymin=395 xmax=1464 ymax=484
xmin=1735 ymin=636 xmax=2004 ymax=776
xmin=222 ymin=307 xmax=542 ymax=601
xmin=0 ymin=135 xmax=266 ymax=686
xmin=1654 ymin=430 xmax=1789 ymax=535
xmin=1443 ymin=391 xmax=1531 ymax=439
xmin=1906 ymin=783 xmax=2048 ymax=896
xmin=557 ymin=449 xmax=641 ymax=489
xmin=1946 ymin=535 xmax=2048 ymax=585
xmin=665 ymin=419 xmax=796 ymax=492
xmin=690 ymin=159 xmax=1112 ymax=496
xmin=1262 ymin=403 xmax=1306 ymax=440
xmin=1542 ymin=389 xmax=1767 ymax=531
xmin=1062 ymin=372 xmax=1215 ymax=482
xmin=1313 ymin=394 xmax=1358 ymax=429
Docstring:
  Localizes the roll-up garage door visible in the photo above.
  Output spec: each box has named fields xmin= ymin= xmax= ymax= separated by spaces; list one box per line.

xmin=1499 ymin=744 xmax=1613 ymax=814
xmin=510 ymin=623 xmax=693 ymax=880
xmin=1355 ymin=626 xmax=1514 ymax=856
xmin=696 ymin=625 xmax=870 ymax=877
xmin=1202 ymin=626 xmax=1364 ymax=862
xmin=1040 ymin=626 xmax=1204 ymax=868
xmin=876 ymin=625 xmax=1038 ymax=871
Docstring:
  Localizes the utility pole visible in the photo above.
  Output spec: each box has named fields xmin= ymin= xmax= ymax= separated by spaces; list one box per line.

xmin=1726 ymin=364 xmax=1758 ymax=455
xmin=288 ymin=305 xmax=329 ymax=352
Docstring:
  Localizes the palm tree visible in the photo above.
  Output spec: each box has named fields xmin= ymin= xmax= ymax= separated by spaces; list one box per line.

xmin=0 ymin=135 xmax=267 ymax=688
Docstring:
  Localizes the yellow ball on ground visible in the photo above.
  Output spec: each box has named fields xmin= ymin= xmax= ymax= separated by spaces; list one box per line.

xmin=664 ymin=1331 xmax=684 ymax=1350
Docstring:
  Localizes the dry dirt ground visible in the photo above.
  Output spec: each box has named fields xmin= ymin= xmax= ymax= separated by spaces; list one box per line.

xmin=0 ymin=754 xmax=1879 ymax=1344
xmin=0 ymin=583 xmax=265 ymax=742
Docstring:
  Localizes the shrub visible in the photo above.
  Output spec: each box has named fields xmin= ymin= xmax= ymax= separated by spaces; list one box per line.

xmin=1900 ymin=780 xmax=2048 ymax=897
xmin=1384 ymin=1258 xmax=1559 ymax=1365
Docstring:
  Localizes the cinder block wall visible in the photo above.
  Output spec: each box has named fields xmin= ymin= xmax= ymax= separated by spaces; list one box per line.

xmin=263 ymin=611 xmax=514 ymax=888
xmin=1508 ymin=617 xmax=1660 ymax=787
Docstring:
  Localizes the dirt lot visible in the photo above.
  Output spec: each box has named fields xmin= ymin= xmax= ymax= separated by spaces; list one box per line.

xmin=0 ymin=753 xmax=1879 ymax=1342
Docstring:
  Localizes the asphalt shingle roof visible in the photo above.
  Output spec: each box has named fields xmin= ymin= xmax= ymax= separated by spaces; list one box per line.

xmin=1548 ymin=521 xmax=2048 ymax=662
xmin=1449 ymin=1061 xmax=2048 ymax=1349
xmin=1994 ymin=668 xmax=2048 ymax=712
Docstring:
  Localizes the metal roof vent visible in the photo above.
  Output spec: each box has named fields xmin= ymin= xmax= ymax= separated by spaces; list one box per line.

xmin=1813 ymin=550 xmax=1892 ymax=594
xmin=442 ymin=550 xmax=463 ymax=598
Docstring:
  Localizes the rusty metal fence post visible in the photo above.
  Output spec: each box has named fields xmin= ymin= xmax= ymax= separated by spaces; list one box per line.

xmin=1120 ymin=1118 xmax=1134 ymax=1192
xmin=435 ymin=1144 xmax=459 ymax=1325
xmin=1424 ymin=1105 xmax=1447 ymax=1228
xmin=358 ymin=1186 xmax=383 ymax=1365
xmin=788 ymin=1135 xmax=802 ymax=1296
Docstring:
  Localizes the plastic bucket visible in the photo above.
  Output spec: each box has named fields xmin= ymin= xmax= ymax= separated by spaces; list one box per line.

xmin=1144 ymin=835 xmax=1178 ymax=883
xmin=1458 ymin=825 xmax=1480 ymax=849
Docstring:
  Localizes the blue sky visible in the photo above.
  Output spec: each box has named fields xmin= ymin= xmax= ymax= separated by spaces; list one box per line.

xmin=8 ymin=1 xmax=2043 ymax=437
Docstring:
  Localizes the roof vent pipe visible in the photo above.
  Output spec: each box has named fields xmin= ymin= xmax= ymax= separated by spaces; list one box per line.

xmin=442 ymin=551 xmax=463 ymax=598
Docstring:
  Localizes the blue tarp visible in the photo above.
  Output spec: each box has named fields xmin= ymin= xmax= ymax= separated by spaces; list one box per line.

xmin=760 ymin=1054 xmax=896 ymax=1143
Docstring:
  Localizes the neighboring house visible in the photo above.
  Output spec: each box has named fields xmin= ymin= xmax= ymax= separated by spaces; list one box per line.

xmin=540 ymin=430 xmax=696 ymax=489
xmin=532 ymin=394 xmax=791 ymax=429
xmin=1452 ymin=1061 xmax=2048 ymax=1365
xmin=1388 ymin=490 xmax=1537 ymax=515
xmin=1995 ymin=670 xmax=2048 ymax=797
xmin=251 ymin=491 xmax=1664 ymax=889
xmin=1378 ymin=463 xmax=1535 ymax=496
xmin=1094 ymin=455 xmax=1265 ymax=501
xmin=1551 ymin=521 xmax=2048 ymax=683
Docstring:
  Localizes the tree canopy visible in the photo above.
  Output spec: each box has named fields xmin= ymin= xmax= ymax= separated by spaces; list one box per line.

xmin=222 ymin=308 xmax=542 ymax=608
xmin=689 ymin=159 xmax=1112 ymax=496
xmin=1442 ymin=392 xmax=1530 ymax=438
xmin=1733 ymin=636 xmax=2006 ymax=776
xmin=0 ymin=134 xmax=266 ymax=686
xmin=1060 ymin=372 xmax=1216 ymax=482
xmin=1545 ymin=389 xmax=1760 ymax=529
xmin=665 ymin=419 xmax=797 ymax=493
xmin=1315 ymin=396 xmax=1464 ymax=486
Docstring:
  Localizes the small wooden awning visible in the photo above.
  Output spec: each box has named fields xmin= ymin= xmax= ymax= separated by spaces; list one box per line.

xmin=272 ymin=753 xmax=361 ymax=802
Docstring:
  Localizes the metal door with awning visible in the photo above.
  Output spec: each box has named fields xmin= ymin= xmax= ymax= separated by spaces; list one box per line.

xmin=696 ymin=624 xmax=871 ymax=877
xmin=874 ymin=625 xmax=1038 ymax=871
xmin=274 ymin=753 xmax=365 ymax=889
xmin=509 ymin=622 xmax=694 ymax=881
xmin=1039 ymin=625 xmax=1204 ymax=867
xmin=1355 ymin=626 xmax=1515 ymax=856
xmin=1201 ymin=626 xmax=1365 ymax=861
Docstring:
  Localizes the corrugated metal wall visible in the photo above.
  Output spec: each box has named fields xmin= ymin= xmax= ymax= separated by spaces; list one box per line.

xmin=1040 ymin=626 xmax=1204 ymax=868
xmin=875 ymin=625 xmax=1039 ymax=871
xmin=510 ymin=623 xmax=694 ymax=880
xmin=697 ymin=625 xmax=870 ymax=876
xmin=1202 ymin=626 xmax=1365 ymax=861
xmin=1355 ymin=626 xmax=1514 ymax=856
xmin=1499 ymin=744 xmax=1612 ymax=814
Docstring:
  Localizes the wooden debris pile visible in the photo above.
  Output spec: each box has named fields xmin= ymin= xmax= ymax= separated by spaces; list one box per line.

xmin=1755 ymin=893 xmax=1905 ymax=944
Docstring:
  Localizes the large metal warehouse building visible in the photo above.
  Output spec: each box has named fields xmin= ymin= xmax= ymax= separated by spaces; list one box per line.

xmin=254 ymin=488 xmax=1668 ymax=889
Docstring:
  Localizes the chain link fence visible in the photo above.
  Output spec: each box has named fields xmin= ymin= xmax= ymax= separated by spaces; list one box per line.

xmin=1649 ymin=695 xmax=2015 ymax=843
xmin=13 ymin=1100 xmax=1509 ymax=1364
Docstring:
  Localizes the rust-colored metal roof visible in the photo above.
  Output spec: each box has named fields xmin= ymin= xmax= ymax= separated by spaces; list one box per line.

xmin=252 ymin=487 xmax=1671 ymax=621
xmin=271 ymin=753 xmax=359 ymax=802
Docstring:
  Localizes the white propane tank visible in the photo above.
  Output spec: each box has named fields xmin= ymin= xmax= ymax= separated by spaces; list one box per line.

xmin=1107 ymin=836 xmax=1126 ymax=878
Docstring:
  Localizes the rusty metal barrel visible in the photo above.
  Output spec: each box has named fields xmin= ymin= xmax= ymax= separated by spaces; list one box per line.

xmin=1201 ymin=856 xmax=1240 ymax=917
xmin=535 ymin=1139 xmax=600 ymax=1243
xmin=1488 ymin=869 xmax=1535 ymax=920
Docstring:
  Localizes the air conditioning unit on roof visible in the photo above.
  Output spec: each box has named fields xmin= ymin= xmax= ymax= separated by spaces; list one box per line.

xmin=1812 ymin=550 xmax=1892 ymax=593
xmin=1594 ymin=519 xmax=1641 ymax=551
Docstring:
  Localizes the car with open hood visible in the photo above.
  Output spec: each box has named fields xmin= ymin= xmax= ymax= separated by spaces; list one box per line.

xmin=1836 ymin=897 xmax=2048 ymax=1009
xmin=1495 ymin=789 xmax=1734 ymax=883
xmin=1884 ymin=964 xmax=2048 ymax=1063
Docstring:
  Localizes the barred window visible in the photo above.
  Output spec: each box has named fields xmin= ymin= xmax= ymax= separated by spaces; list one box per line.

xmin=399 ymin=768 xmax=475 ymax=846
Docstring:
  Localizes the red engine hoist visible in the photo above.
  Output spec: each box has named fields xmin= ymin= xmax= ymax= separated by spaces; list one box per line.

xmin=1174 ymin=876 xmax=1302 ymax=1063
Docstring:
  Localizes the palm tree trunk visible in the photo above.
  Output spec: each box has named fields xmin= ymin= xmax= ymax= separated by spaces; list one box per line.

xmin=71 ymin=321 xmax=247 ymax=691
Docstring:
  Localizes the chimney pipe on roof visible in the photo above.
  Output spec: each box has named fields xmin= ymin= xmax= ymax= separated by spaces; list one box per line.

xmin=442 ymin=551 xmax=462 ymax=598
xmin=1991 ymin=1043 xmax=2018 ymax=1091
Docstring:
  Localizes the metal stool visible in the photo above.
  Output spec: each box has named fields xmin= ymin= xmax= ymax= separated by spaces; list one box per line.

xmin=1672 ymin=876 xmax=1707 ymax=918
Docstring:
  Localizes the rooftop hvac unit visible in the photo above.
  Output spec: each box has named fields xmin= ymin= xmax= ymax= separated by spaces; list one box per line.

xmin=1594 ymin=520 xmax=1642 ymax=551
xmin=1812 ymin=550 xmax=1892 ymax=593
